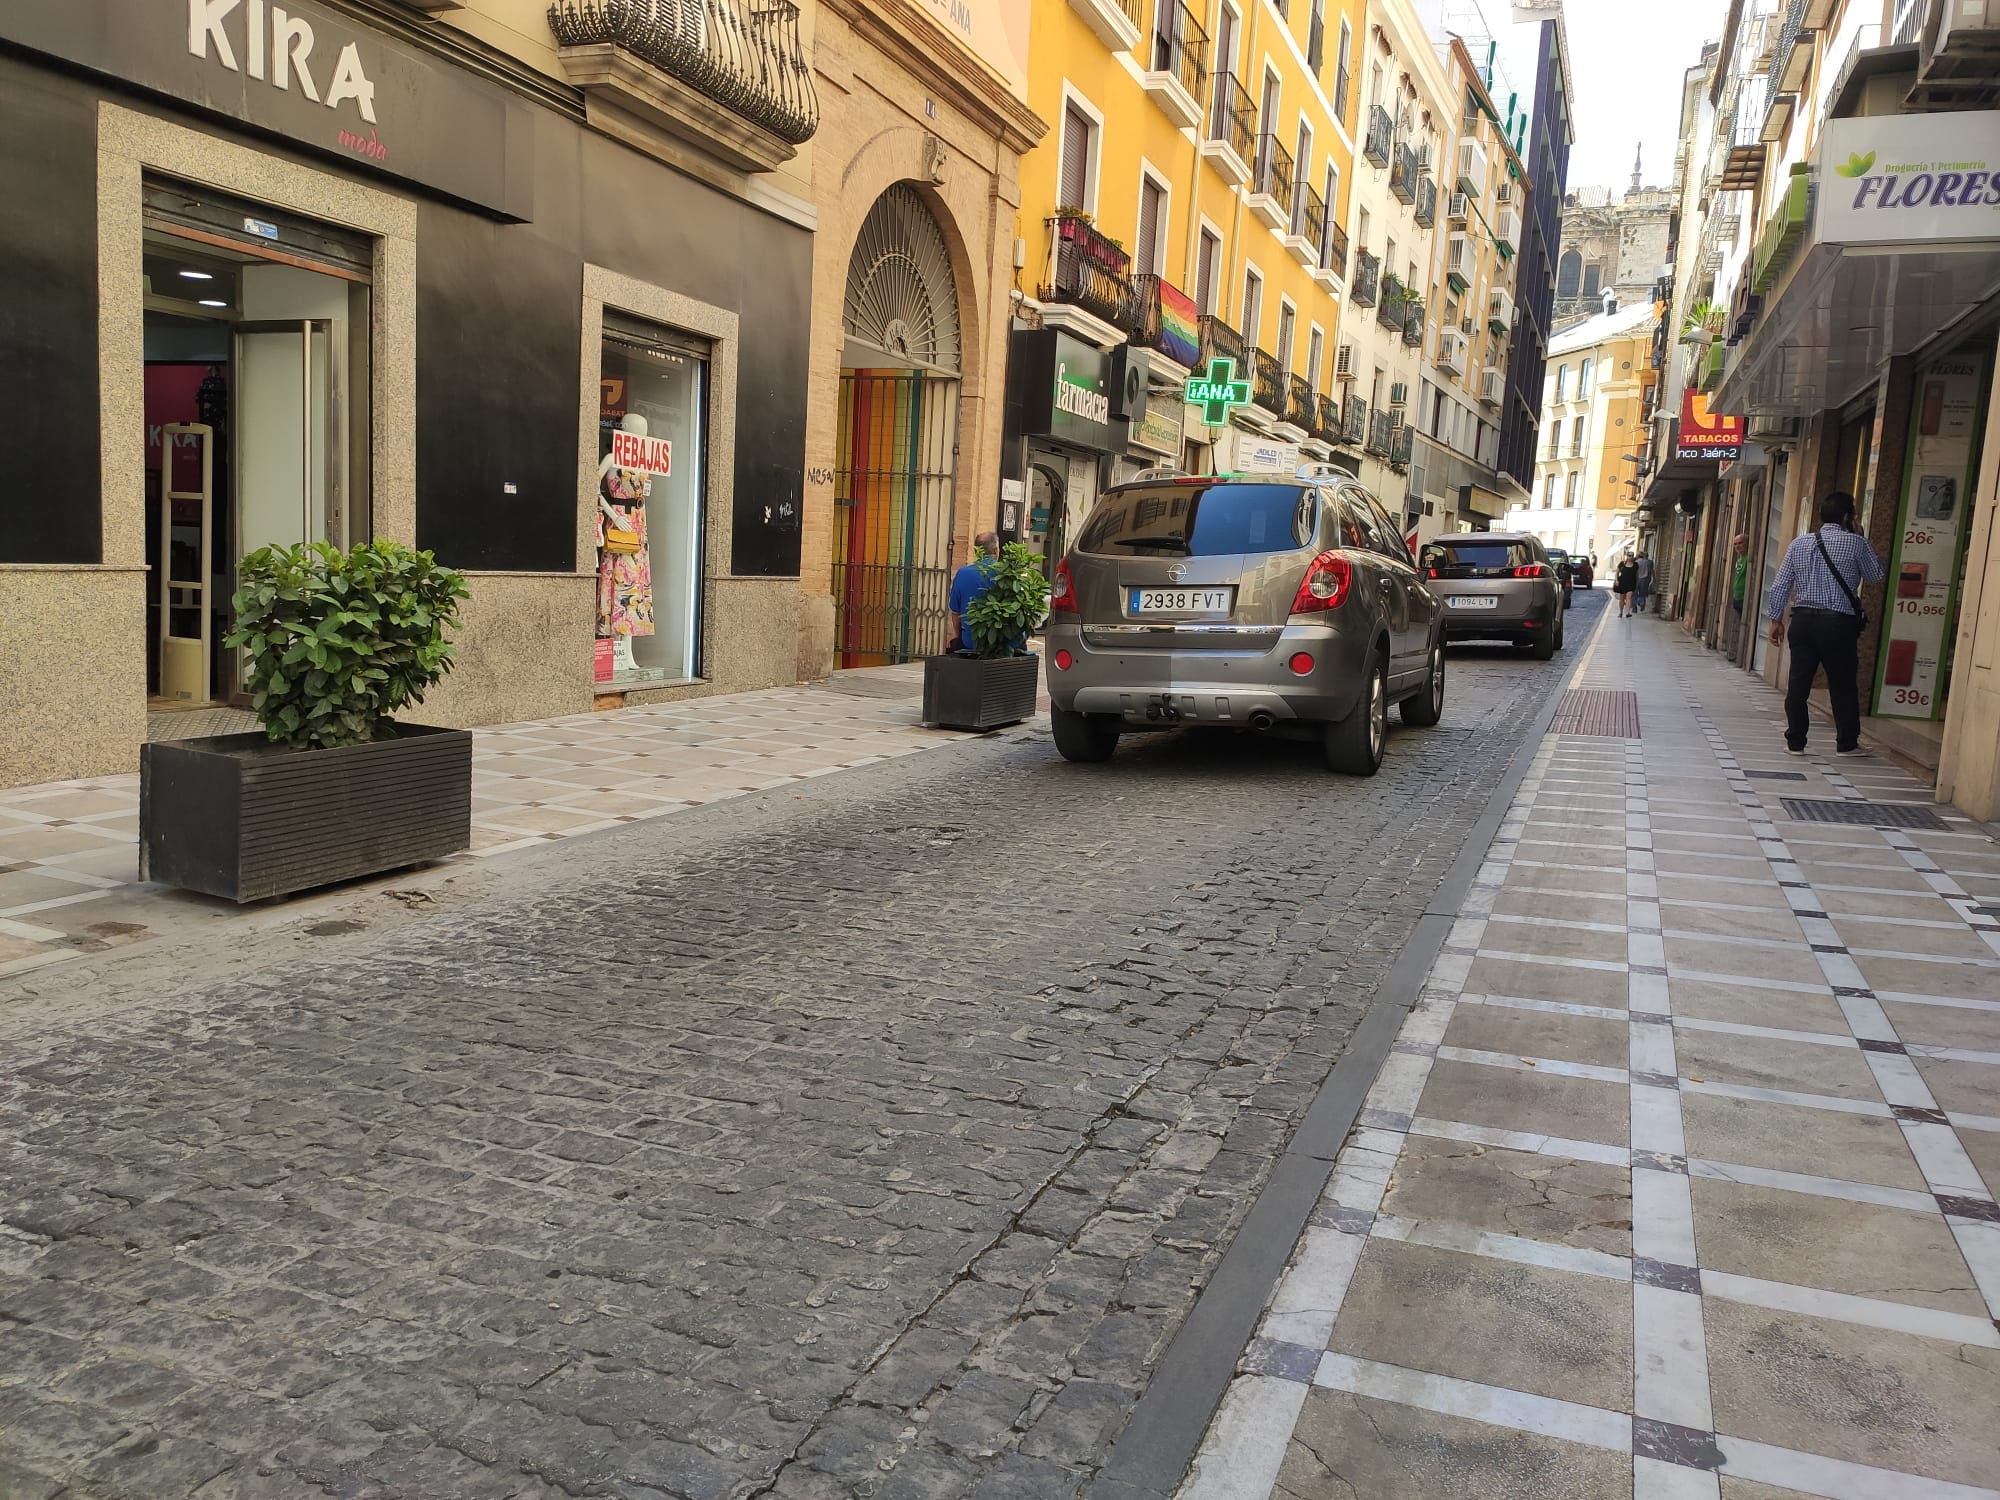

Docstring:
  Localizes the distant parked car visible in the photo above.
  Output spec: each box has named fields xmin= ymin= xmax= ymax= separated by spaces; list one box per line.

xmin=1572 ymin=555 xmax=1596 ymax=589
xmin=1545 ymin=549 xmax=1577 ymax=605
xmin=1043 ymin=468 xmax=1446 ymax=776
xmin=1419 ymin=533 xmax=1567 ymax=659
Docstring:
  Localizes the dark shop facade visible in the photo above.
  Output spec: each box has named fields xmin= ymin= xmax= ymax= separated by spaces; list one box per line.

xmin=0 ymin=0 xmax=815 ymax=787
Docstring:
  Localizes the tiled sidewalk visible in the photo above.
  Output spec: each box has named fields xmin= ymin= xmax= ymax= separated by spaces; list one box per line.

xmin=0 ymin=667 xmax=1001 ymax=983
xmin=1183 ymin=616 xmax=2000 ymax=1499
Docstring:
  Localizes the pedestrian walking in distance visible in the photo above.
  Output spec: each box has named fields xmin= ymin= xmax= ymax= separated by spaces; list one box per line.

xmin=1633 ymin=551 xmax=1654 ymax=616
xmin=1613 ymin=554 xmax=1637 ymax=618
xmin=1766 ymin=491 xmax=1885 ymax=755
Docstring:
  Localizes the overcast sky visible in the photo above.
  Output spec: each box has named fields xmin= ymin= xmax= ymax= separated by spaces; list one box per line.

xmin=1559 ymin=0 xmax=1733 ymax=194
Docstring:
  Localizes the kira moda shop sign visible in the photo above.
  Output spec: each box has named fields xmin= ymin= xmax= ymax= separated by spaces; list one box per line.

xmin=1820 ymin=111 xmax=2000 ymax=245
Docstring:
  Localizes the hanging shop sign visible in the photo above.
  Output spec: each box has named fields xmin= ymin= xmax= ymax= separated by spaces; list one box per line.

xmin=1874 ymin=351 xmax=1988 ymax=722
xmin=0 ymin=0 xmax=533 ymax=219
xmin=1821 ymin=111 xmax=2000 ymax=246
xmin=1131 ymin=398 xmax=1185 ymax=458
xmin=1676 ymin=390 xmax=1744 ymax=462
xmin=1013 ymin=329 xmax=1118 ymax=451
xmin=1185 ymin=359 xmax=1253 ymax=427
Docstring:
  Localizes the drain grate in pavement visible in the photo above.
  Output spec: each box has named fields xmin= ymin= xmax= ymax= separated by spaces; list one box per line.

xmin=1549 ymin=690 xmax=1641 ymax=738
xmin=1780 ymin=797 xmax=1948 ymax=830
xmin=1744 ymin=769 xmax=1808 ymax=781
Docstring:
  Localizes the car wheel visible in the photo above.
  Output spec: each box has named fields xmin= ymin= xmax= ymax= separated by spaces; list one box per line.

xmin=1401 ymin=638 xmax=1445 ymax=727
xmin=1051 ymin=708 xmax=1120 ymax=763
xmin=1554 ymin=611 xmax=1567 ymax=651
xmin=1326 ymin=652 xmax=1386 ymax=776
xmin=1531 ymin=623 xmax=1557 ymax=660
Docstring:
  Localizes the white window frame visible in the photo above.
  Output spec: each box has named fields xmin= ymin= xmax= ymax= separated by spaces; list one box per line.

xmin=1058 ymin=82 xmax=1106 ymax=216
xmin=1306 ymin=322 xmax=1325 ymax=392
xmin=1134 ymin=160 xmax=1172 ymax=280
xmin=1241 ymin=258 xmax=1265 ymax=342
xmin=1276 ymin=294 xmax=1297 ymax=372
xmin=1195 ymin=216 xmax=1225 ymax=315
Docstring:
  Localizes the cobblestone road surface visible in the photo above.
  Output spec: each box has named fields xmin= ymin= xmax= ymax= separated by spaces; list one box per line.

xmin=0 ymin=613 xmax=1589 ymax=1500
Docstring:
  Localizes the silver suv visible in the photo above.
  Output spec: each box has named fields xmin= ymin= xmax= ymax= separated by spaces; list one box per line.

xmin=1043 ymin=468 xmax=1445 ymax=775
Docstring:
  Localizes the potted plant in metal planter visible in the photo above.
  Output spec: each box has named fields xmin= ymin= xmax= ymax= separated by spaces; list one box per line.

xmin=140 ymin=540 xmax=473 ymax=903
xmin=922 ymin=541 xmax=1048 ymax=732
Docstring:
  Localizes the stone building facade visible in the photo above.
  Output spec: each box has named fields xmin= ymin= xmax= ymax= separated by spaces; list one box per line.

xmin=1553 ymin=183 xmax=1672 ymax=327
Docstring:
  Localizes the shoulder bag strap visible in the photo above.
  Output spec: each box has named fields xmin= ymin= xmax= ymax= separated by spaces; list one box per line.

xmin=1813 ymin=529 xmax=1862 ymax=615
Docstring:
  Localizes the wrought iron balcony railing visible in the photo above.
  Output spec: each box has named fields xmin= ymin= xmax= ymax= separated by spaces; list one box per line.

xmin=1131 ymin=273 xmax=1203 ymax=367
xmin=1199 ymin=313 xmax=1245 ymax=371
xmin=1321 ymin=219 xmax=1349 ymax=279
xmin=1414 ymin=177 xmax=1438 ymax=228
xmin=1391 ymin=420 xmax=1414 ymax=468
xmin=1251 ymin=347 xmax=1286 ymax=416
xmin=1343 ymin=395 xmax=1369 ymax=447
xmin=1363 ymin=104 xmax=1393 ymax=167
xmin=1366 ymin=410 xmax=1395 ymax=456
xmin=1286 ymin=373 xmax=1316 ymax=429
xmin=1043 ymin=213 xmax=1138 ymax=331
xmin=1208 ymin=70 xmax=1256 ymax=162
xmin=548 ymin=0 xmax=819 ymax=146
xmin=1253 ymin=135 xmax=1297 ymax=219
xmin=1376 ymin=273 xmax=1407 ymax=329
xmin=1390 ymin=144 xmax=1419 ymax=204
xmin=1314 ymin=392 xmax=1343 ymax=444
xmin=1294 ymin=179 xmax=1326 ymax=246
xmin=1152 ymin=2 xmax=1210 ymax=100
xmin=1351 ymin=249 xmax=1380 ymax=307
xmin=1402 ymin=300 xmax=1426 ymax=347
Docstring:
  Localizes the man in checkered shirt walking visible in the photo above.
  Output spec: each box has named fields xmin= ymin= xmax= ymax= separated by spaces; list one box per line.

xmin=1766 ymin=490 xmax=1884 ymax=756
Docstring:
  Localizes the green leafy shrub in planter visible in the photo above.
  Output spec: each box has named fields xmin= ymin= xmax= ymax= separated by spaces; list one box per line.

xmin=964 ymin=542 xmax=1051 ymax=659
xmin=225 ymin=540 xmax=470 ymax=748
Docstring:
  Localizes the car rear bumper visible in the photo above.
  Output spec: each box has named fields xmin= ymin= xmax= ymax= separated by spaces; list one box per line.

xmin=1044 ymin=622 xmax=1371 ymax=725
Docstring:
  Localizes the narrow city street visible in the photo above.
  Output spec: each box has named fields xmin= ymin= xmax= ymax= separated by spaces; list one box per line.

xmin=0 ymin=609 xmax=1588 ymax=1499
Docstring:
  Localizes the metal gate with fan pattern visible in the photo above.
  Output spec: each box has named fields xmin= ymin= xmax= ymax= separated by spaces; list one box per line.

xmin=833 ymin=185 xmax=961 ymax=667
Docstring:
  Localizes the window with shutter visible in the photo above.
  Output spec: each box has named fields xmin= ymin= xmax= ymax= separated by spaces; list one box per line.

xmin=1307 ymin=328 xmax=1324 ymax=392
xmin=1242 ymin=268 xmax=1263 ymax=341
xmin=1276 ymin=304 xmax=1294 ymax=371
xmin=1060 ymin=106 xmax=1091 ymax=211
xmin=1196 ymin=228 xmax=1220 ymax=314
xmin=1137 ymin=177 xmax=1164 ymax=278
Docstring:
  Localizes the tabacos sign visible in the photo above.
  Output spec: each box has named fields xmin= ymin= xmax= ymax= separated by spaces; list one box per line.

xmin=1821 ymin=111 xmax=2000 ymax=246
xmin=1677 ymin=390 xmax=1743 ymax=462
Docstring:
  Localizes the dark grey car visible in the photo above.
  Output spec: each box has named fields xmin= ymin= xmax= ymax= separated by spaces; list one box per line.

xmin=1042 ymin=471 xmax=1445 ymax=775
xmin=1419 ymin=533 xmax=1566 ymax=658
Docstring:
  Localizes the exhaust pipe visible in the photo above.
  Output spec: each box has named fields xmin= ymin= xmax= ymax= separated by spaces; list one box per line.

xmin=1247 ymin=710 xmax=1276 ymax=732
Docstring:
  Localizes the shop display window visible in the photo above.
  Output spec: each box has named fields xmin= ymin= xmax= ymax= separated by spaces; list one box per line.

xmin=596 ymin=317 xmax=707 ymax=687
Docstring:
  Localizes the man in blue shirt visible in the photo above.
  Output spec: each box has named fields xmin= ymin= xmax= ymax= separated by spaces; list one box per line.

xmin=947 ymin=531 xmax=1001 ymax=654
xmin=1766 ymin=491 xmax=1885 ymax=755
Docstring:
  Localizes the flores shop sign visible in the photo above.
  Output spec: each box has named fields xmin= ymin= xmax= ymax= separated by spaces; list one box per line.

xmin=0 ymin=0 xmax=530 ymax=219
xmin=1821 ymin=111 xmax=2000 ymax=245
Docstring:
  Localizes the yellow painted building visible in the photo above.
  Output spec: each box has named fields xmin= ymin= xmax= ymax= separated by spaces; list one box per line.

xmin=1005 ymin=0 xmax=1370 ymax=556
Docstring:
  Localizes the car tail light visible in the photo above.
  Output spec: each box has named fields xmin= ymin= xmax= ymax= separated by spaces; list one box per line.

xmin=1288 ymin=652 xmax=1315 ymax=675
xmin=1049 ymin=557 xmax=1078 ymax=616
xmin=1512 ymin=562 xmax=1547 ymax=578
xmin=1290 ymin=552 xmax=1353 ymax=614
xmin=1054 ymin=648 xmax=1074 ymax=670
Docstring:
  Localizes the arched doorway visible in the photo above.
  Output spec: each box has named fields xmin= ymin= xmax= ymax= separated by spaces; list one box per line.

xmin=833 ymin=184 xmax=962 ymax=667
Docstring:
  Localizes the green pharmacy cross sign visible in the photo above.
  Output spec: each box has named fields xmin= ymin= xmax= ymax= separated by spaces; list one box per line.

xmin=1185 ymin=358 xmax=1251 ymax=426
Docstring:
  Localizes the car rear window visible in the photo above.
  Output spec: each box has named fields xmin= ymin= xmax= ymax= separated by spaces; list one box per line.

xmin=1076 ymin=484 xmax=1316 ymax=557
xmin=1421 ymin=540 xmax=1536 ymax=577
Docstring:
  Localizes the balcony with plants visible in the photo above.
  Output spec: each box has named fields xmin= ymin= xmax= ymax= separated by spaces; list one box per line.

xmin=1288 ymin=179 xmax=1325 ymax=266
xmin=1363 ymin=104 xmax=1393 ymax=168
xmin=1401 ymin=299 xmax=1425 ymax=348
xmin=1351 ymin=248 xmax=1380 ymax=308
xmin=547 ymin=0 xmax=820 ymax=173
xmin=1042 ymin=213 xmax=1137 ymax=333
xmin=1247 ymin=135 xmax=1296 ymax=232
xmin=1145 ymin=2 xmax=1210 ymax=130
xmin=1376 ymin=272 xmax=1407 ymax=329
xmin=1203 ymin=70 xmax=1257 ymax=185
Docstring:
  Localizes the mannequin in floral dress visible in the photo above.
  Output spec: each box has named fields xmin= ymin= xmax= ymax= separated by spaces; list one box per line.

xmin=597 ymin=413 xmax=656 ymax=650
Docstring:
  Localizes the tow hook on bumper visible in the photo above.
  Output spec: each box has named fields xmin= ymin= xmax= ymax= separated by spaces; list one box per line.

xmin=1144 ymin=697 xmax=1183 ymax=723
